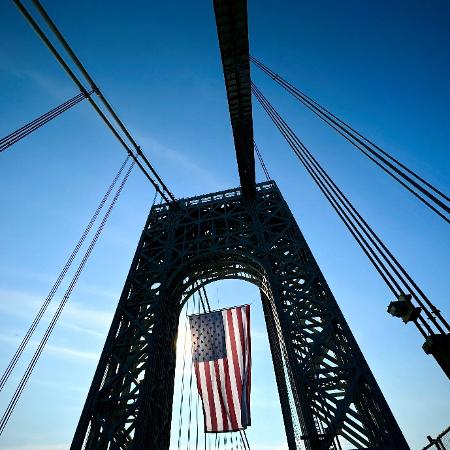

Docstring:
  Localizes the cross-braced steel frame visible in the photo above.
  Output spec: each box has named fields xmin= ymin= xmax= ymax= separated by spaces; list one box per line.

xmin=71 ymin=181 xmax=409 ymax=450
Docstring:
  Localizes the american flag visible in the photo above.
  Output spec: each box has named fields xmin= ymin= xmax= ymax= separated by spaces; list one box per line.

xmin=189 ymin=305 xmax=251 ymax=432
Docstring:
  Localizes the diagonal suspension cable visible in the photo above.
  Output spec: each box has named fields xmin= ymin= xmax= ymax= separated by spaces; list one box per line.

xmin=251 ymin=82 xmax=450 ymax=342
xmin=12 ymin=0 xmax=176 ymax=205
xmin=250 ymin=56 xmax=450 ymax=224
xmin=0 ymin=155 xmax=130 ymax=393
xmin=0 ymin=160 xmax=135 ymax=435
xmin=29 ymin=0 xmax=176 ymax=204
xmin=252 ymin=81 xmax=448 ymax=335
xmin=252 ymin=84 xmax=405 ymax=296
xmin=0 ymin=90 xmax=92 ymax=153
xmin=253 ymin=141 xmax=271 ymax=181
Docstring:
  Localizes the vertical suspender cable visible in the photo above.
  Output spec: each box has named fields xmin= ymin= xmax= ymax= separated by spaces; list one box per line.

xmin=195 ymin=376 xmax=200 ymax=450
xmin=177 ymin=302 xmax=189 ymax=450
xmin=254 ymin=141 xmax=271 ymax=181
xmin=198 ymin=287 xmax=250 ymax=450
xmin=0 ymin=160 xmax=135 ymax=435
xmin=195 ymin=293 xmax=201 ymax=450
xmin=0 ymin=155 xmax=130 ymax=393
xmin=186 ymin=295 xmax=196 ymax=450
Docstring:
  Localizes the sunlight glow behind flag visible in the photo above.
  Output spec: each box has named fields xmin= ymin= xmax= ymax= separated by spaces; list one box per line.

xmin=189 ymin=305 xmax=251 ymax=432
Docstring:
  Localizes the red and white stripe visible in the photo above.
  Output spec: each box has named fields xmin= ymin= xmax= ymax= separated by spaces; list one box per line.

xmin=194 ymin=305 xmax=251 ymax=432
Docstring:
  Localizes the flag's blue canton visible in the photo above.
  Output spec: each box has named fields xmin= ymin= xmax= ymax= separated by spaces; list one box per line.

xmin=189 ymin=311 xmax=226 ymax=363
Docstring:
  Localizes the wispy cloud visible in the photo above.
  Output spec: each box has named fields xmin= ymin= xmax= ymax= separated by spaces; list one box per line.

xmin=72 ymin=281 xmax=119 ymax=301
xmin=0 ymin=267 xmax=120 ymax=301
xmin=32 ymin=377 xmax=87 ymax=394
xmin=20 ymin=69 xmax=73 ymax=99
xmin=62 ymin=301 xmax=113 ymax=332
xmin=0 ymin=334 xmax=99 ymax=363
xmin=0 ymin=288 xmax=113 ymax=339
xmin=46 ymin=343 xmax=99 ymax=362
xmin=59 ymin=321 xmax=106 ymax=339
xmin=0 ymin=289 xmax=44 ymax=318
xmin=0 ymin=49 xmax=74 ymax=100
xmin=137 ymin=133 xmax=225 ymax=191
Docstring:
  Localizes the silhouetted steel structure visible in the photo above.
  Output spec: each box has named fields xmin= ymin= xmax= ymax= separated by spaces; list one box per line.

xmin=71 ymin=182 xmax=409 ymax=449
xmin=214 ymin=0 xmax=255 ymax=198
xmin=70 ymin=0 xmax=410 ymax=449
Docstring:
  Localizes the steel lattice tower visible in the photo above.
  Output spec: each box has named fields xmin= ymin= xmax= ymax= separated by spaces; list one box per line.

xmin=70 ymin=1 xmax=409 ymax=448
xmin=71 ymin=181 xmax=409 ymax=450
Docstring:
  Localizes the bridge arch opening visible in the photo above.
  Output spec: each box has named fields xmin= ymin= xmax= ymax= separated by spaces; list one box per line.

xmin=163 ymin=252 xmax=304 ymax=448
xmin=169 ymin=276 xmax=293 ymax=449
xmin=168 ymin=251 xmax=271 ymax=306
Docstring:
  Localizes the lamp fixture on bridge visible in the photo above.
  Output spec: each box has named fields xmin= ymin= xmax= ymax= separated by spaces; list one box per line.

xmin=387 ymin=294 xmax=422 ymax=323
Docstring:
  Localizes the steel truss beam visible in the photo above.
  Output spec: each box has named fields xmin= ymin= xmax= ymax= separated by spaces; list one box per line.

xmin=71 ymin=181 xmax=409 ymax=450
xmin=213 ymin=0 xmax=255 ymax=198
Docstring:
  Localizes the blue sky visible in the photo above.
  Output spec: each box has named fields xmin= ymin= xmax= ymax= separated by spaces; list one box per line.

xmin=0 ymin=0 xmax=449 ymax=449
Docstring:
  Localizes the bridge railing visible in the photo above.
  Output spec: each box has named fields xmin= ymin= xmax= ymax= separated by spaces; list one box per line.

xmin=423 ymin=425 xmax=450 ymax=449
xmin=151 ymin=181 xmax=276 ymax=214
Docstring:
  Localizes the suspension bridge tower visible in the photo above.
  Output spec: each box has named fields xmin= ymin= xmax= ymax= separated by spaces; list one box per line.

xmin=69 ymin=2 xmax=411 ymax=449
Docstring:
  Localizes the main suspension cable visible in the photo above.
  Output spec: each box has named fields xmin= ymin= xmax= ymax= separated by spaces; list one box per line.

xmin=0 ymin=90 xmax=92 ymax=153
xmin=0 ymin=155 xmax=130 ymax=393
xmin=12 ymin=0 xmax=176 ymax=205
xmin=0 ymin=160 xmax=135 ymax=435
xmin=252 ymin=82 xmax=447 ymax=334
xmin=250 ymin=56 xmax=450 ymax=224
xmin=252 ymin=82 xmax=450 ymax=341
xmin=29 ymin=0 xmax=176 ymax=204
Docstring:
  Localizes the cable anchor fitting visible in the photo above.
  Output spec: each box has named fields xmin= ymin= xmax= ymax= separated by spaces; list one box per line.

xmin=91 ymin=83 xmax=100 ymax=95
xmin=79 ymin=86 xmax=90 ymax=97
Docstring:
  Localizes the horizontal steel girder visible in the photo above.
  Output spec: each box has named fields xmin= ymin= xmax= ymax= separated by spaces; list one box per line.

xmin=213 ymin=0 xmax=256 ymax=198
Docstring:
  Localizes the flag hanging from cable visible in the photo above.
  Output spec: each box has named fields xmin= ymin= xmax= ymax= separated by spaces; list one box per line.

xmin=189 ymin=305 xmax=251 ymax=432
